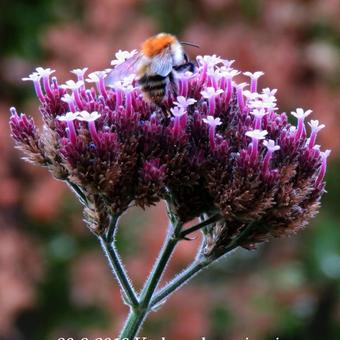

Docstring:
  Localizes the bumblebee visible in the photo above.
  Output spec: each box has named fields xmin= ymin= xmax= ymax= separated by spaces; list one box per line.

xmin=105 ymin=33 xmax=197 ymax=108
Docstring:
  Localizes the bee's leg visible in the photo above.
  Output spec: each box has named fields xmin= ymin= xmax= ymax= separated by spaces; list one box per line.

xmin=173 ymin=61 xmax=196 ymax=73
xmin=168 ymin=71 xmax=178 ymax=98
xmin=153 ymin=95 xmax=171 ymax=118
xmin=159 ymin=103 xmax=171 ymax=119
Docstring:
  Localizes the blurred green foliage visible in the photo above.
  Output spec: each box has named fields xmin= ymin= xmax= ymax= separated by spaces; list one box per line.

xmin=0 ymin=0 xmax=81 ymax=60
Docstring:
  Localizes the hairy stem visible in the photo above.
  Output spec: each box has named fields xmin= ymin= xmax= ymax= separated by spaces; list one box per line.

xmin=179 ymin=213 xmax=222 ymax=239
xmin=150 ymin=257 xmax=208 ymax=308
xmin=99 ymin=216 xmax=139 ymax=308
xmin=150 ymin=221 xmax=255 ymax=308
xmin=66 ymin=180 xmax=88 ymax=206
xmin=117 ymin=214 xmax=255 ymax=338
xmin=119 ymin=204 xmax=183 ymax=338
xmin=119 ymin=308 xmax=148 ymax=340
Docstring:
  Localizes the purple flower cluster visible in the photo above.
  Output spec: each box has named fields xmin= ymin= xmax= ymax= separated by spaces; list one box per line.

xmin=10 ymin=54 xmax=329 ymax=256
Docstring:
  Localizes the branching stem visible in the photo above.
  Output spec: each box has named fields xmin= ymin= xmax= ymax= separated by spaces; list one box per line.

xmin=99 ymin=209 xmax=255 ymax=339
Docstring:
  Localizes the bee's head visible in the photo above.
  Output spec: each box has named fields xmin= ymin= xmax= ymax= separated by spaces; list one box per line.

xmin=142 ymin=33 xmax=185 ymax=63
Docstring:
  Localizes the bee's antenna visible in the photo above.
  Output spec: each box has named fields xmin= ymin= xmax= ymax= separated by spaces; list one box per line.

xmin=180 ymin=41 xmax=200 ymax=48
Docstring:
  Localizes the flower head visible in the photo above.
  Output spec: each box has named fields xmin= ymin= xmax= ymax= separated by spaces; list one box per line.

xmin=57 ymin=112 xmax=80 ymax=122
xmin=35 ymin=67 xmax=55 ymax=78
xmin=219 ymin=68 xmax=240 ymax=79
xmin=198 ymin=54 xmax=223 ymax=68
xmin=111 ymin=49 xmax=138 ymax=66
xmin=170 ymin=106 xmax=186 ymax=118
xmin=71 ymin=68 xmax=88 ymax=78
xmin=243 ymin=71 xmax=264 ymax=79
xmin=86 ymin=71 xmax=107 ymax=83
xmin=263 ymin=139 xmax=280 ymax=152
xmin=202 ymin=116 xmax=222 ymax=128
xmin=11 ymin=50 xmax=329 ymax=252
xmin=243 ymin=90 xmax=260 ymax=101
xmin=307 ymin=120 xmax=326 ymax=149
xmin=250 ymin=108 xmax=267 ymax=119
xmin=173 ymin=96 xmax=197 ymax=109
xmin=244 ymin=71 xmax=264 ymax=93
xmin=308 ymin=120 xmax=325 ymax=133
xmin=60 ymin=80 xmax=84 ymax=90
xmin=22 ymin=72 xmax=41 ymax=82
xmin=245 ymin=129 xmax=268 ymax=140
xmin=77 ymin=110 xmax=101 ymax=122
xmin=201 ymin=87 xmax=224 ymax=99
xmin=262 ymin=88 xmax=277 ymax=99
xmin=321 ymin=149 xmax=331 ymax=159
xmin=61 ymin=93 xmax=75 ymax=104
xmin=291 ymin=108 xmax=312 ymax=120
xmin=222 ymin=59 xmax=235 ymax=68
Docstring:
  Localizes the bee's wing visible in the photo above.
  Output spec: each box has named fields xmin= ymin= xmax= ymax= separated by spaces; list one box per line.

xmin=105 ymin=52 xmax=143 ymax=85
xmin=149 ymin=47 xmax=174 ymax=77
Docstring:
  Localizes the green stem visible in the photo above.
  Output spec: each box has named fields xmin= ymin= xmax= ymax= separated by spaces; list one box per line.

xmin=118 ymin=212 xmax=255 ymax=338
xmin=99 ymin=216 xmax=139 ymax=308
xmin=119 ymin=308 xmax=148 ymax=340
xmin=179 ymin=213 xmax=222 ymax=239
xmin=66 ymin=180 xmax=88 ymax=206
xmin=150 ymin=258 xmax=208 ymax=308
xmin=119 ymin=213 xmax=182 ymax=338
xmin=150 ymin=222 xmax=255 ymax=308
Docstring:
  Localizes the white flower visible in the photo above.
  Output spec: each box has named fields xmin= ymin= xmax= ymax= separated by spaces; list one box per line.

xmin=60 ymin=80 xmax=84 ymax=90
xmin=243 ymin=71 xmax=264 ymax=79
xmin=109 ymin=74 xmax=136 ymax=90
xmin=61 ymin=94 xmax=75 ymax=104
xmin=9 ymin=107 xmax=18 ymax=116
xmin=198 ymin=54 xmax=223 ymax=68
xmin=77 ymin=110 xmax=101 ymax=122
xmin=308 ymin=120 xmax=325 ymax=133
xmin=245 ymin=129 xmax=268 ymax=140
xmin=202 ymin=115 xmax=222 ymax=128
xmin=22 ymin=72 xmax=41 ymax=82
xmin=86 ymin=71 xmax=107 ymax=83
xmin=219 ymin=68 xmax=240 ymax=78
xmin=243 ymin=90 xmax=260 ymax=101
xmin=121 ymin=74 xmax=136 ymax=87
xmin=263 ymin=139 xmax=280 ymax=152
xmin=111 ymin=49 xmax=138 ymax=66
xmin=249 ymin=99 xmax=277 ymax=111
xmin=71 ymin=68 xmax=88 ymax=77
xmin=207 ymin=67 xmax=220 ymax=77
xmin=250 ymin=108 xmax=267 ymax=119
xmin=235 ymin=82 xmax=248 ymax=90
xmin=320 ymin=149 xmax=331 ymax=160
xmin=201 ymin=87 xmax=224 ymax=99
xmin=261 ymin=88 xmax=277 ymax=105
xmin=291 ymin=108 xmax=312 ymax=120
xmin=177 ymin=71 xmax=194 ymax=79
xmin=35 ymin=67 xmax=55 ymax=78
xmin=173 ymin=96 xmax=197 ymax=109
xmin=222 ymin=59 xmax=235 ymax=68
xmin=170 ymin=107 xmax=186 ymax=118
xmin=57 ymin=112 xmax=80 ymax=121
xmin=262 ymin=88 xmax=277 ymax=98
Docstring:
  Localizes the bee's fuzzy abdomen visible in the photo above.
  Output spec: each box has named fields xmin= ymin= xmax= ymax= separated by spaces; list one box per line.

xmin=138 ymin=74 xmax=168 ymax=103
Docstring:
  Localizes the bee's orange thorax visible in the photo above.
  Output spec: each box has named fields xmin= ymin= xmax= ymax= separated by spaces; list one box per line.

xmin=142 ymin=34 xmax=176 ymax=57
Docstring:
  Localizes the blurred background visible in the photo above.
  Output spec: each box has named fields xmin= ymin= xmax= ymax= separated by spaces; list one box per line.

xmin=1 ymin=0 xmax=340 ymax=339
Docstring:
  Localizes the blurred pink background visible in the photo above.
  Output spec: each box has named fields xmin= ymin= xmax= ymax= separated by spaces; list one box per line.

xmin=1 ymin=0 xmax=339 ymax=339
